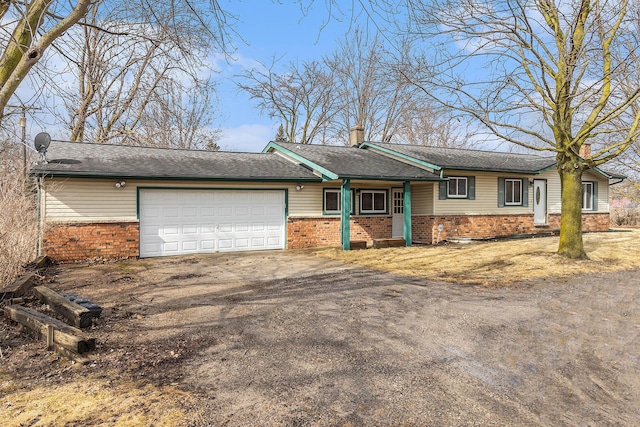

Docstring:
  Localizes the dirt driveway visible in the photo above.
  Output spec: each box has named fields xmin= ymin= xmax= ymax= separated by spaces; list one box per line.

xmin=3 ymin=250 xmax=640 ymax=426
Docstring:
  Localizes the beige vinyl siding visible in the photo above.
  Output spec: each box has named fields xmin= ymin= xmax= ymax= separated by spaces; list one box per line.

xmin=45 ymin=178 xmax=137 ymax=222
xmin=411 ymin=183 xmax=434 ymax=215
xmin=288 ymin=183 xmax=323 ymax=217
xmin=433 ymin=171 xmax=535 ymax=215
xmin=44 ymin=178 xmax=306 ymax=223
xmin=541 ymin=169 xmax=609 ymax=213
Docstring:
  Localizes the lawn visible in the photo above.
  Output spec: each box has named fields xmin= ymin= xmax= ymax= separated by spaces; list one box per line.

xmin=316 ymin=229 xmax=640 ymax=285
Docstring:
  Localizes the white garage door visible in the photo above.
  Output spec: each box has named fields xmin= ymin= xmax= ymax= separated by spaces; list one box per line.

xmin=139 ymin=189 xmax=286 ymax=257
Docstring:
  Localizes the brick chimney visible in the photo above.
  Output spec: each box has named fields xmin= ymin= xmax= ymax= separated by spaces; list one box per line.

xmin=579 ymin=142 xmax=591 ymax=159
xmin=349 ymin=124 xmax=364 ymax=147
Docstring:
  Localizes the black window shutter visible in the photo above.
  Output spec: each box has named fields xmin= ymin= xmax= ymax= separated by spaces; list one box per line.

xmin=468 ymin=176 xmax=476 ymax=200
xmin=592 ymin=182 xmax=598 ymax=211
xmin=439 ymin=181 xmax=447 ymax=200
xmin=498 ymin=177 xmax=505 ymax=208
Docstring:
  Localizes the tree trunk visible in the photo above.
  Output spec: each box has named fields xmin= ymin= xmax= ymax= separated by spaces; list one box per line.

xmin=557 ymin=163 xmax=587 ymax=259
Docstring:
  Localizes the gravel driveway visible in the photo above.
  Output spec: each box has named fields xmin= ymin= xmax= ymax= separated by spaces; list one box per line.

xmin=9 ymin=250 xmax=640 ymax=426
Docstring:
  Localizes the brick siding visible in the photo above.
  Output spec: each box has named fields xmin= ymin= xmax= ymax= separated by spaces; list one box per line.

xmin=287 ymin=216 xmax=392 ymax=249
xmin=43 ymin=213 xmax=611 ymax=260
xmin=43 ymin=222 xmax=139 ymax=261
xmin=412 ymin=212 xmax=610 ymax=244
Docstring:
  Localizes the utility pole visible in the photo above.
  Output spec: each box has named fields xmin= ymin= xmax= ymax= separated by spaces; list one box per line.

xmin=7 ymin=104 xmax=41 ymax=178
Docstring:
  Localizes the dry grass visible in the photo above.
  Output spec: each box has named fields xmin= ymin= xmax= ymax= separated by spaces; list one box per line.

xmin=0 ymin=372 xmax=194 ymax=427
xmin=316 ymin=230 xmax=640 ymax=285
xmin=0 ymin=152 xmax=38 ymax=287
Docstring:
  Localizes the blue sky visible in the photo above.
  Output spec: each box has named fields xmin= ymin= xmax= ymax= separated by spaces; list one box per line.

xmin=214 ymin=1 xmax=364 ymax=152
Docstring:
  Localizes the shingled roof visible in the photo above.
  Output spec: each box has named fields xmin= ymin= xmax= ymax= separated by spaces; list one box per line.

xmin=31 ymin=141 xmax=322 ymax=181
xmin=265 ymin=142 xmax=442 ymax=181
xmin=361 ymin=142 xmax=557 ymax=174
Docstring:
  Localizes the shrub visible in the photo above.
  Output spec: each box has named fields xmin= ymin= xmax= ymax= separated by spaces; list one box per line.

xmin=611 ymin=207 xmax=640 ymax=227
xmin=0 ymin=148 xmax=38 ymax=287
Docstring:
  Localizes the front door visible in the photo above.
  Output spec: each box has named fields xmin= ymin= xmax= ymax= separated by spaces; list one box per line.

xmin=533 ymin=179 xmax=547 ymax=225
xmin=392 ymin=188 xmax=404 ymax=237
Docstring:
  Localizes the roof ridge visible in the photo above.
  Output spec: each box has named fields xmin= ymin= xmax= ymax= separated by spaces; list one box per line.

xmin=50 ymin=140 xmax=264 ymax=155
xmin=368 ymin=142 xmax=555 ymax=159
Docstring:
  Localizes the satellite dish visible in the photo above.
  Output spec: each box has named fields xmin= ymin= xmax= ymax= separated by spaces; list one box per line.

xmin=34 ymin=132 xmax=51 ymax=164
xmin=34 ymin=132 xmax=51 ymax=153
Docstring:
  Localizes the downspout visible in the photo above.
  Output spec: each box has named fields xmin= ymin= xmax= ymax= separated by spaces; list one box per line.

xmin=36 ymin=175 xmax=42 ymax=256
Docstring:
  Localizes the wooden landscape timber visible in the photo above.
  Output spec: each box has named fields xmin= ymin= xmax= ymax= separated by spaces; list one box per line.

xmin=3 ymin=305 xmax=96 ymax=354
xmin=0 ymin=274 xmax=36 ymax=300
xmin=33 ymin=255 xmax=52 ymax=269
xmin=34 ymin=285 xmax=93 ymax=328
xmin=373 ymin=238 xmax=406 ymax=249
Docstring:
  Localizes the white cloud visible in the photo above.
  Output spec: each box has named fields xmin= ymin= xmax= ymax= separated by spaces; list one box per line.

xmin=217 ymin=123 xmax=276 ymax=153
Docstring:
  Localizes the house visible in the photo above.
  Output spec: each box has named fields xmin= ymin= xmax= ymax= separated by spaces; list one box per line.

xmin=32 ymin=128 xmax=622 ymax=261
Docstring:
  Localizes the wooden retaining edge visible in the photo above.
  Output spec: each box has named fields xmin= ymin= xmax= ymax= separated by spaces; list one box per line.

xmin=3 ymin=305 xmax=96 ymax=354
xmin=373 ymin=238 xmax=406 ymax=249
xmin=34 ymin=286 xmax=93 ymax=329
xmin=0 ymin=274 xmax=36 ymax=300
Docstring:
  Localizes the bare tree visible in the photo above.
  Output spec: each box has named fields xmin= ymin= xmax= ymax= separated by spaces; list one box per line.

xmin=135 ymin=79 xmax=221 ymax=150
xmin=0 ymin=0 xmax=234 ymax=133
xmin=47 ymin=1 xmax=222 ymax=147
xmin=0 ymin=0 xmax=93 ymax=119
xmin=374 ymin=0 xmax=640 ymax=258
xmin=238 ymin=58 xmax=339 ymax=144
xmin=325 ymin=28 xmax=414 ymax=143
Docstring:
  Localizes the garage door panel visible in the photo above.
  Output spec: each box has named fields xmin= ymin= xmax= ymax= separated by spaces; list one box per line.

xmin=161 ymin=225 xmax=179 ymax=236
xmin=182 ymin=240 xmax=198 ymax=251
xmin=235 ymin=206 xmax=249 ymax=216
xmin=163 ymin=207 xmax=179 ymax=217
xmin=251 ymin=237 xmax=265 ymax=246
xmin=267 ymin=236 xmax=281 ymax=245
xmin=139 ymin=189 xmax=285 ymax=257
xmin=235 ymin=223 xmax=249 ymax=232
xmin=251 ymin=223 xmax=265 ymax=231
xmin=201 ymin=240 xmax=216 ymax=250
xmin=183 ymin=207 xmax=198 ymax=217
xmin=163 ymin=241 xmax=179 ymax=252
xmin=182 ymin=224 xmax=198 ymax=234
xmin=201 ymin=207 xmax=215 ymax=216
xmin=201 ymin=224 xmax=215 ymax=233
xmin=235 ymin=238 xmax=249 ymax=248
xmin=218 ymin=239 xmax=232 ymax=250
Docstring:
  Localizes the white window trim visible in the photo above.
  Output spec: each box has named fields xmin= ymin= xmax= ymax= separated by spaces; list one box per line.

xmin=505 ymin=178 xmax=523 ymax=206
xmin=323 ymin=189 xmax=342 ymax=214
xmin=360 ymin=190 xmax=387 ymax=214
xmin=447 ymin=177 xmax=468 ymax=199
xmin=582 ymin=182 xmax=594 ymax=211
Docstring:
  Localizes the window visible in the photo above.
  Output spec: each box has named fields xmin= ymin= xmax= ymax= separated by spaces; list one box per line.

xmin=505 ymin=179 xmax=522 ymax=205
xmin=582 ymin=182 xmax=597 ymax=211
xmin=439 ymin=176 xmax=475 ymax=200
xmin=324 ymin=189 xmax=341 ymax=214
xmin=323 ymin=189 xmax=355 ymax=215
xmin=498 ymin=177 xmax=528 ymax=207
xmin=448 ymin=177 xmax=468 ymax=198
xmin=360 ymin=190 xmax=387 ymax=214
